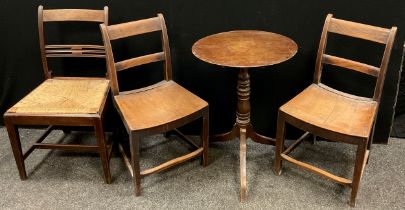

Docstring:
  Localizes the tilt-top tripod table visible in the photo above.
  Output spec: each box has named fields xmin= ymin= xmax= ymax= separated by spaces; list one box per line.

xmin=192 ymin=30 xmax=297 ymax=202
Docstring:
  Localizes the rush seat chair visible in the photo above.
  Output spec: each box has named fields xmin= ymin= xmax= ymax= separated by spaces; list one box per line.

xmin=3 ymin=6 xmax=112 ymax=183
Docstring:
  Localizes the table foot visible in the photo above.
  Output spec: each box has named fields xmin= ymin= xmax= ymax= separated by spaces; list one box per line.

xmin=240 ymin=128 xmax=247 ymax=202
xmin=210 ymin=123 xmax=275 ymax=202
xmin=210 ymin=123 xmax=275 ymax=145
xmin=209 ymin=124 xmax=239 ymax=142
xmin=246 ymin=125 xmax=275 ymax=145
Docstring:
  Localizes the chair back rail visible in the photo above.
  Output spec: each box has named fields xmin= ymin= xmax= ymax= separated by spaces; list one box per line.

xmin=322 ymin=54 xmax=380 ymax=77
xmin=328 ymin=18 xmax=391 ymax=44
xmin=42 ymin=9 xmax=107 ymax=22
xmin=106 ymin=17 xmax=161 ymax=40
xmin=115 ymin=52 xmax=165 ymax=72
xmin=313 ymin=14 xmax=397 ymax=102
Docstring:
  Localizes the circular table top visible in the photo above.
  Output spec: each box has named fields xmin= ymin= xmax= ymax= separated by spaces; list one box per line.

xmin=192 ymin=30 xmax=298 ymax=68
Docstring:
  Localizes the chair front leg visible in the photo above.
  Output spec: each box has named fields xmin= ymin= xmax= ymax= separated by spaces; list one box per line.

xmin=349 ymin=141 xmax=368 ymax=207
xmin=94 ymin=119 xmax=112 ymax=184
xmin=274 ymin=114 xmax=286 ymax=175
xmin=130 ymin=132 xmax=141 ymax=196
xmin=4 ymin=118 xmax=27 ymax=180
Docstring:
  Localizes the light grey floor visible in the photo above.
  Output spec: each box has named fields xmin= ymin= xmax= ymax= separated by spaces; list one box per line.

xmin=0 ymin=127 xmax=404 ymax=209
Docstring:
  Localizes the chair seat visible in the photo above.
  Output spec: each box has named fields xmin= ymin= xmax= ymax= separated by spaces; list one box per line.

xmin=280 ymin=84 xmax=377 ymax=139
xmin=7 ymin=78 xmax=109 ymax=115
xmin=114 ymin=80 xmax=208 ymax=131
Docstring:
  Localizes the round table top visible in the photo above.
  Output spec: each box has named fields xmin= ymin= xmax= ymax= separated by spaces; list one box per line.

xmin=192 ymin=30 xmax=298 ymax=68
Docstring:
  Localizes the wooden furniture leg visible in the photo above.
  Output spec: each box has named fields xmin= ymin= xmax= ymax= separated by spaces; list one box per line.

xmin=210 ymin=123 xmax=239 ymax=142
xmin=274 ymin=115 xmax=286 ymax=175
xmin=202 ymin=113 xmax=209 ymax=166
xmin=246 ymin=125 xmax=275 ymax=145
xmin=366 ymin=125 xmax=375 ymax=164
xmin=94 ymin=118 xmax=112 ymax=184
xmin=210 ymin=123 xmax=275 ymax=144
xmin=130 ymin=132 xmax=141 ymax=196
xmin=240 ymin=127 xmax=247 ymax=202
xmin=4 ymin=118 xmax=27 ymax=180
xmin=350 ymin=142 xmax=368 ymax=207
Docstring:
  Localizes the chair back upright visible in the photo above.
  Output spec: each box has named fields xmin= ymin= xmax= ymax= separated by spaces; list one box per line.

xmin=313 ymin=14 xmax=397 ymax=103
xmin=100 ymin=14 xmax=172 ymax=96
xmin=38 ymin=5 xmax=109 ymax=79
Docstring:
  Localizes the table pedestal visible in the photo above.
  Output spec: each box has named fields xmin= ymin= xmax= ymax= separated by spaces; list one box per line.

xmin=210 ymin=68 xmax=276 ymax=202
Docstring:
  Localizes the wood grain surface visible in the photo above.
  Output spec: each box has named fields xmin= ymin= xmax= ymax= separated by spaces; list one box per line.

xmin=114 ymin=80 xmax=208 ymax=131
xmin=192 ymin=30 xmax=297 ymax=68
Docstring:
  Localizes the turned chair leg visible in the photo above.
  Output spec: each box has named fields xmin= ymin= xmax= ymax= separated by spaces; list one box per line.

xmin=274 ymin=115 xmax=286 ymax=175
xmin=130 ymin=132 xmax=142 ymax=196
xmin=5 ymin=119 xmax=27 ymax=180
xmin=349 ymin=141 xmax=368 ymax=207
xmin=201 ymin=114 xmax=209 ymax=167
xmin=94 ymin=119 xmax=112 ymax=184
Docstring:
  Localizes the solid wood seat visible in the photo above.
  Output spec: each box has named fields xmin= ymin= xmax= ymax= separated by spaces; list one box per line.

xmin=280 ymin=84 xmax=377 ymax=140
xmin=8 ymin=78 xmax=109 ymax=115
xmin=115 ymin=80 xmax=208 ymax=131
xmin=100 ymin=14 xmax=209 ymax=196
xmin=3 ymin=6 xmax=112 ymax=184
xmin=274 ymin=14 xmax=397 ymax=207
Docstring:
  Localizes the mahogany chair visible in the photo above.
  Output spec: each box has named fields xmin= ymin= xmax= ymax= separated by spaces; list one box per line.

xmin=274 ymin=14 xmax=397 ymax=206
xmin=99 ymin=14 xmax=209 ymax=196
xmin=3 ymin=6 xmax=112 ymax=183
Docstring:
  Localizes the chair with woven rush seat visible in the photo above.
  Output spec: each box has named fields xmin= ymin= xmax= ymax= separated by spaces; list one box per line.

xmin=99 ymin=14 xmax=209 ymax=196
xmin=274 ymin=14 xmax=397 ymax=207
xmin=3 ymin=5 xmax=112 ymax=183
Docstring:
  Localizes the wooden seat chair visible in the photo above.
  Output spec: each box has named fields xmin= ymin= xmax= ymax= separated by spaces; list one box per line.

xmin=274 ymin=14 xmax=397 ymax=207
xmin=3 ymin=5 xmax=112 ymax=184
xmin=99 ymin=14 xmax=209 ymax=196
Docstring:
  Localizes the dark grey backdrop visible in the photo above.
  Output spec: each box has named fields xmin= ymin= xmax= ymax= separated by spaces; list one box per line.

xmin=1 ymin=0 xmax=404 ymax=143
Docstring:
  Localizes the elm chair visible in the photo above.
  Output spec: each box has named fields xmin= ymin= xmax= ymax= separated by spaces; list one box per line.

xmin=99 ymin=14 xmax=209 ymax=196
xmin=3 ymin=6 xmax=112 ymax=183
xmin=274 ymin=14 xmax=397 ymax=207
